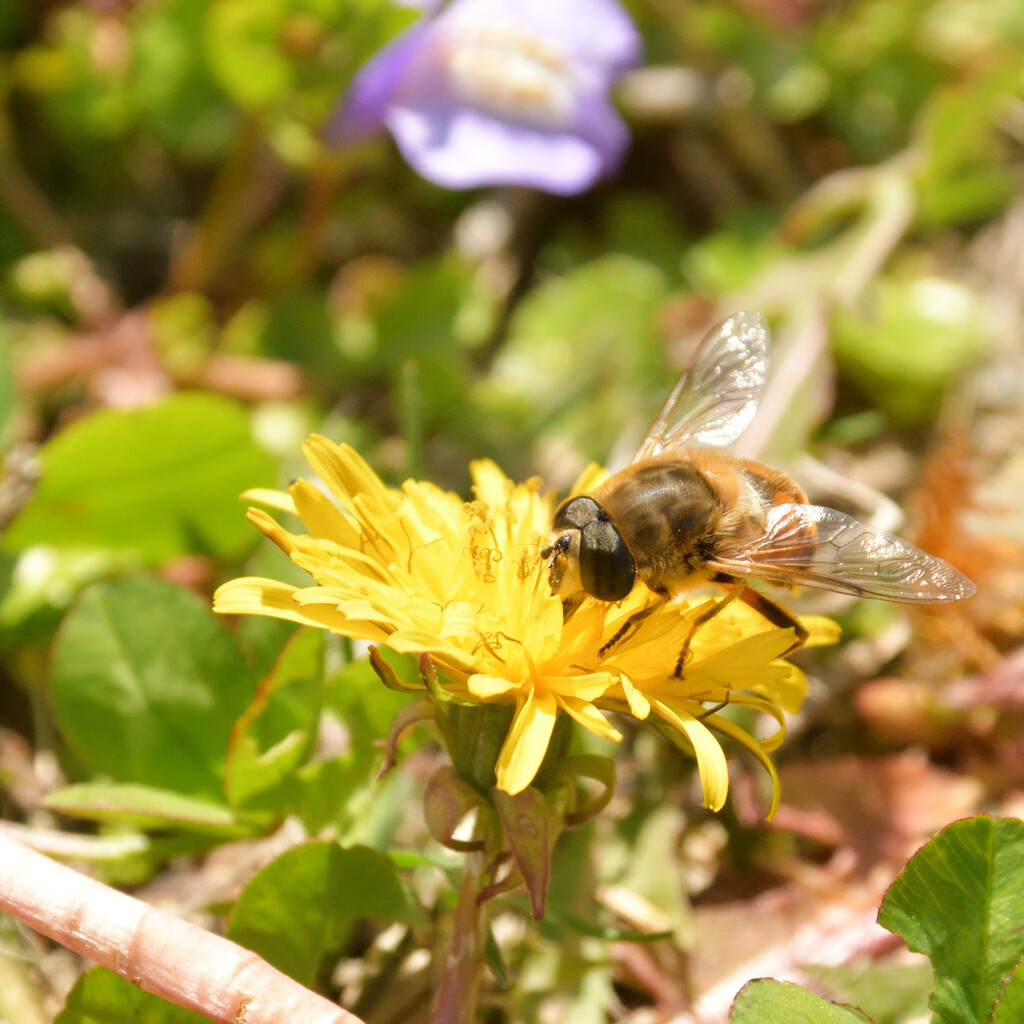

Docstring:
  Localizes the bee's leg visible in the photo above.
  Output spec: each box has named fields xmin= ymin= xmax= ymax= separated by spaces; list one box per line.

xmin=598 ymin=596 xmax=667 ymax=657
xmin=672 ymin=589 xmax=741 ymax=678
xmin=736 ymin=587 xmax=808 ymax=657
xmin=560 ymin=592 xmax=584 ymax=621
xmin=697 ymin=694 xmax=730 ymax=721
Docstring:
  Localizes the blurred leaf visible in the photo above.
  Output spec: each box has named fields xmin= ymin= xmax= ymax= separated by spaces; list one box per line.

xmin=57 ymin=967 xmax=208 ymax=1024
xmin=0 ymin=547 xmax=135 ymax=634
xmin=206 ymin=0 xmax=294 ymax=110
xmin=914 ymin=54 xmax=1024 ymax=229
xmin=131 ymin=0 xmax=238 ymax=157
xmin=49 ymin=576 xmax=257 ymax=798
xmin=808 ymin=960 xmax=933 ymax=1024
xmin=683 ymin=219 xmax=792 ymax=294
xmin=43 ymin=782 xmax=248 ymax=837
xmin=915 ymin=54 xmax=1024 ymax=181
xmin=367 ymin=256 xmax=483 ymax=428
xmin=224 ymin=627 xmax=323 ymax=813
xmin=614 ymin=805 xmax=692 ymax=943
xmin=206 ymin=0 xmax=416 ymax=118
xmin=832 ymin=275 xmax=989 ymax=425
xmin=257 ymin=287 xmax=340 ymax=379
xmin=3 ymin=393 xmax=277 ymax=562
xmin=236 ymin=614 xmax=302 ymax=679
xmin=486 ymin=255 xmax=669 ymax=467
xmin=0 ymin=324 xmax=15 ymax=449
xmin=731 ymin=979 xmax=872 ymax=1022
xmin=916 ymin=167 xmax=1014 ymax=231
xmin=226 ymin=841 xmax=422 ymax=988
xmin=602 ymin=193 xmax=688 ymax=280
xmin=324 ymin=652 xmax=415 ymax=753
xmin=878 ymin=815 xmax=1024 ymax=1024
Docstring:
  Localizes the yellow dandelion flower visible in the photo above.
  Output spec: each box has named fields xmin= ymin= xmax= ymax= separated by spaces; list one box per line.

xmin=214 ymin=436 xmax=836 ymax=815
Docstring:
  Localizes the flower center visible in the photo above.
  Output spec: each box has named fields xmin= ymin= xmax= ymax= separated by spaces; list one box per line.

xmin=440 ymin=22 xmax=576 ymax=128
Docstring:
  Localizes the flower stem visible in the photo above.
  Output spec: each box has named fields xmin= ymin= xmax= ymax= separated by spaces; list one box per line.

xmin=430 ymin=848 xmax=490 ymax=1024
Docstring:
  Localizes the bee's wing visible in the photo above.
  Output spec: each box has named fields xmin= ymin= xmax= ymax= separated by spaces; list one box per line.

xmin=634 ymin=311 xmax=769 ymax=460
xmin=710 ymin=503 xmax=976 ymax=603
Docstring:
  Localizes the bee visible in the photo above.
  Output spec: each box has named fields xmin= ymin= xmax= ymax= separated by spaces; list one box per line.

xmin=541 ymin=312 xmax=976 ymax=667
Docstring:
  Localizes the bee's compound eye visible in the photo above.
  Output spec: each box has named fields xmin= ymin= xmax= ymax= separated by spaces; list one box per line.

xmin=552 ymin=495 xmax=603 ymax=531
xmin=579 ymin=520 xmax=635 ymax=602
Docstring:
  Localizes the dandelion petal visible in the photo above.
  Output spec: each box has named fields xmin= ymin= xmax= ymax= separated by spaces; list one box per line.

xmin=495 ymin=691 xmax=557 ymax=795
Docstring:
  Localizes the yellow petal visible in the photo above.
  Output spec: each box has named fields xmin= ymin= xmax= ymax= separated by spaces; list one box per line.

xmin=801 ymin=615 xmax=842 ymax=647
xmin=710 ymin=714 xmax=783 ymax=820
xmin=557 ymin=695 xmax=623 ymax=742
xmin=545 ymin=671 xmax=618 ymax=702
xmin=303 ymin=436 xmax=388 ymax=505
xmin=440 ymin=602 xmax=479 ymax=637
xmin=495 ymin=691 xmax=557 ymax=795
xmin=240 ymin=488 xmax=296 ymax=514
xmin=290 ymin=478 xmax=362 ymax=548
xmin=246 ymin=508 xmax=301 ymax=556
xmin=467 ymin=674 xmax=518 ymax=699
xmin=649 ymin=698 xmax=730 ymax=812
xmin=570 ymin=462 xmax=608 ymax=495
xmin=470 ymin=459 xmax=513 ymax=507
xmin=618 ymin=672 xmax=651 ymax=719
xmin=213 ymin=578 xmax=388 ymax=639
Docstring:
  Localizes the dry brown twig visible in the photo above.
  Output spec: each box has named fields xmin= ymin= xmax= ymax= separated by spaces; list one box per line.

xmin=0 ymin=833 xmax=365 ymax=1024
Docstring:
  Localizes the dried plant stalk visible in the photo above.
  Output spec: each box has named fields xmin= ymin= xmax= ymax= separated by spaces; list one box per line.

xmin=0 ymin=834 xmax=364 ymax=1024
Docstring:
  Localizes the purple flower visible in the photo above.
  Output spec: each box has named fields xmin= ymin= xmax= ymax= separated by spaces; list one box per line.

xmin=327 ymin=0 xmax=642 ymax=195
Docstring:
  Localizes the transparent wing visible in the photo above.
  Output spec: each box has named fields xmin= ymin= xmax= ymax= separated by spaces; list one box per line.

xmin=634 ymin=311 xmax=769 ymax=461
xmin=710 ymin=503 xmax=977 ymax=603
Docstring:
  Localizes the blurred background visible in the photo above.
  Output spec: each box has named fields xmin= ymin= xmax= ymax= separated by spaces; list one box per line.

xmin=2 ymin=1 xmax=1024 ymax=1021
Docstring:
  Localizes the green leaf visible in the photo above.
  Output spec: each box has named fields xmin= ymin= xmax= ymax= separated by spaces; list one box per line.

xmin=488 ymin=255 xmax=670 ymax=464
xmin=226 ymin=841 xmax=423 ymax=988
xmin=0 ymin=325 xmax=14 ymax=450
xmin=808 ymin=960 xmax=933 ymax=1024
xmin=56 ymin=967 xmax=208 ymax=1024
xmin=2 ymin=393 xmax=277 ymax=562
xmin=206 ymin=0 xmax=294 ymax=110
xmin=992 ymin=957 xmax=1024 ymax=1024
xmin=731 ymin=979 xmax=873 ymax=1023
xmin=878 ymin=816 xmax=1024 ymax=1024
xmin=915 ymin=55 xmax=1024 ymax=184
xmin=43 ymin=782 xmax=248 ymax=836
xmin=832 ymin=276 xmax=989 ymax=425
xmin=324 ymin=653 xmax=415 ymax=756
xmin=224 ymin=628 xmax=323 ymax=812
xmin=49 ymin=576 xmax=258 ymax=798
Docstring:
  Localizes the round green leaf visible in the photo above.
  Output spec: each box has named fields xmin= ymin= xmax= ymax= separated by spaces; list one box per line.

xmin=56 ymin=967 xmax=209 ymax=1024
xmin=226 ymin=841 xmax=423 ymax=988
xmin=731 ymin=979 xmax=872 ymax=1023
xmin=879 ymin=816 xmax=1024 ymax=1024
xmin=49 ymin=577 xmax=258 ymax=799
xmin=3 ymin=393 xmax=277 ymax=562
xmin=992 ymin=957 xmax=1024 ymax=1024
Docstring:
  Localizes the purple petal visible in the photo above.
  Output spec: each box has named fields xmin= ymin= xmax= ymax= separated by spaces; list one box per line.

xmin=323 ymin=18 xmax=435 ymax=145
xmin=437 ymin=0 xmax=642 ymax=78
xmin=387 ymin=102 xmax=623 ymax=194
xmin=327 ymin=0 xmax=642 ymax=195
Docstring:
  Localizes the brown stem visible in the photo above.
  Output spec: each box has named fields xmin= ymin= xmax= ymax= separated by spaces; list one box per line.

xmin=168 ymin=117 xmax=279 ymax=294
xmin=430 ymin=849 xmax=491 ymax=1024
xmin=0 ymin=94 xmax=73 ymax=249
xmin=0 ymin=834 xmax=364 ymax=1024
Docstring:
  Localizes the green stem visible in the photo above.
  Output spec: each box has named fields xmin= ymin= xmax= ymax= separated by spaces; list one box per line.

xmin=430 ymin=848 xmax=490 ymax=1024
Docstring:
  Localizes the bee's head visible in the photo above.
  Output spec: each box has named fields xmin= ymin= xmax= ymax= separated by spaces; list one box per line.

xmin=541 ymin=496 xmax=636 ymax=603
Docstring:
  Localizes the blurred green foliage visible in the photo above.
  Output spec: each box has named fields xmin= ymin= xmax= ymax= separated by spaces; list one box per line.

xmin=1 ymin=0 xmax=1021 ymax=1020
